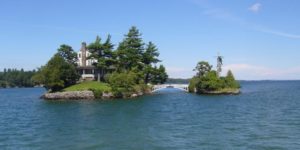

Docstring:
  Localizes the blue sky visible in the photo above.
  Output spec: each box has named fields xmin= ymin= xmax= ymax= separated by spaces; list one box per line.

xmin=1 ymin=0 xmax=300 ymax=80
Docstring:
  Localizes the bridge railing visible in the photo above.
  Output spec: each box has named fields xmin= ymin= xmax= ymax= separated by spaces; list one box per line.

xmin=151 ymin=84 xmax=189 ymax=92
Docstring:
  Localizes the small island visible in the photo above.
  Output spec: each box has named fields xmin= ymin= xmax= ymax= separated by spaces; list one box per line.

xmin=188 ymin=56 xmax=240 ymax=95
xmin=33 ymin=26 xmax=168 ymax=100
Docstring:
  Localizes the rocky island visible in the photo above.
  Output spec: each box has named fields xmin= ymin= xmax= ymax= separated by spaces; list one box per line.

xmin=188 ymin=57 xmax=240 ymax=95
xmin=33 ymin=26 xmax=168 ymax=100
xmin=32 ymin=26 xmax=239 ymax=99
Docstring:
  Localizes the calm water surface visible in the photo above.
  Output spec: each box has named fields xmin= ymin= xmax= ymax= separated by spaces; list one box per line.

xmin=0 ymin=81 xmax=300 ymax=149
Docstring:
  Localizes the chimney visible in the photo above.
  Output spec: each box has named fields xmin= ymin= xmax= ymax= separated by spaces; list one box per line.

xmin=80 ymin=42 xmax=87 ymax=67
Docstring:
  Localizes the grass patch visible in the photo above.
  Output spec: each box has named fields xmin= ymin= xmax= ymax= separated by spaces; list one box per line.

xmin=64 ymin=81 xmax=111 ymax=92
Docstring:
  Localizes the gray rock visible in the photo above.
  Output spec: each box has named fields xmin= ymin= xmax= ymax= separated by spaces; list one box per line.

xmin=102 ymin=92 xmax=114 ymax=99
xmin=131 ymin=93 xmax=138 ymax=98
xmin=42 ymin=91 xmax=95 ymax=100
xmin=137 ymin=92 xmax=143 ymax=96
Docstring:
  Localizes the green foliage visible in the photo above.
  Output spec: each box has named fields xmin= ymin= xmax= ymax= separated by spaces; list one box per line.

xmin=116 ymin=26 xmax=145 ymax=71
xmin=113 ymin=26 xmax=167 ymax=84
xmin=196 ymin=71 xmax=223 ymax=92
xmin=109 ymin=71 xmax=138 ymax=90
xmin=63 ymin=81 xmax=111 ymax=92
xmin=32 ymin=26 xmax=168 ymax=95
xmin=88 ymin=35 xmax=115 ymax=81
xmin=57 ymin=44 xmax=78 ymax=66
xmin=143 ymin=42 xmax=160 ymax=65
xmin=188 ymin=77 xmax=200 ymax=92
xmin=166 ymin=78 xmax=190 ymax=84
xmin=193 ymin=61 xmax=212 ymax=77
xmin=32 ymin=54 xmax=79 ymax=92
xmin=224 ymin=70 xmax=240 ymax=89
xmin=108 ymin=71 xmax=141 ymax=97
xmin=150 ymin=65 xmax=168 ymax=84
xmin=0 ymin=68 xmax=36 ymax=88
xmin=190 ymin=61 xmax=240 ymax=93
xmin=63 ymin=81 xmax=111 ymax=98
xmin=90 ymin=89 xmax=103 ymax=98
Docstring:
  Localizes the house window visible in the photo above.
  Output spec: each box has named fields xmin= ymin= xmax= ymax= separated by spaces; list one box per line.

xmin=79 ymin=54 xmax=81 ymax=58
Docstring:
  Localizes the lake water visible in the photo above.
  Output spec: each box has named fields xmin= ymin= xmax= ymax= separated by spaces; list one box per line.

xmin=0 ymin=81 xmax=300 ymax=149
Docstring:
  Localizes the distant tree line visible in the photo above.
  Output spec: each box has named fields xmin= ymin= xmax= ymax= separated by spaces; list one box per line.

xmin=33 ymin=26 xmax=168 ymax=92
xmin=0 ymin=68 xmax=36 ymax=88
xmin=166 ymin=78 xmax=190 ymax=84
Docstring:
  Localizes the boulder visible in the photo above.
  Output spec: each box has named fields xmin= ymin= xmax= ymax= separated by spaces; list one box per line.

xmin=42 ymin=91 xmax=95 ymax=100
xmin=102 ymin=92 xmax=114 ymax=99
xmin=131 ymin=93 xmax=138 ymax=98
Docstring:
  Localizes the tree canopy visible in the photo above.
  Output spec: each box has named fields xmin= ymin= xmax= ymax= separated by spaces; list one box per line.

xmin=89 ymin=26 xmax=168 ymax=85
xmin=193 ymin=61 xmax=212 ymax=77
xmin=0 ymin=69 xmax=36 ymax=88
xmin=116 ymin=26 xmax=145 ymax=70
xmin=189 ymin=61 xmax=240 ymax=93
xmin=57 ymin=44 xmax=78 ymax=66
xmin=30 ymin=26 xmax=168 ymax=93
xmin=32 ymin=47 xmax=80 ymax=92
xmin=88 ymin=35 xmax=115 ymax=81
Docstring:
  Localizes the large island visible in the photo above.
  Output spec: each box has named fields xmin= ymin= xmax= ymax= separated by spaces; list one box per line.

xmin=33 ymin=26 xmax=168 ymax=100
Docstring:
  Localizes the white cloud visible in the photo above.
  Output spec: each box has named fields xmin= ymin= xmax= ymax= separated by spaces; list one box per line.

xmin=223 ymin=64 xmax=300 ymax=80
xmin=191 ymin=0 xmax=300 ymax=39
xmin=249 ymin=3 xmax=262 ymax=13
xmin=165 ymin=64 xmax=300 ymax=80
xmin=257 ymin=28 xmax=300 ymax=39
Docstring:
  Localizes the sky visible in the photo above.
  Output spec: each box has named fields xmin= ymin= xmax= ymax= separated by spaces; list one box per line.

xmin=0 ymin=0 xmax=300 ymax=80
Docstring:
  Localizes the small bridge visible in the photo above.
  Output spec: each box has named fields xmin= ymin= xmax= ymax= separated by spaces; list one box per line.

xmin=152 ymin=84 xmax=189 ymax=92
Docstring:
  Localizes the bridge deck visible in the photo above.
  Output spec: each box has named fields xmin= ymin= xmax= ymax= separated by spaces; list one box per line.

xmin=152 ymin=84 xmax=189 ymax=92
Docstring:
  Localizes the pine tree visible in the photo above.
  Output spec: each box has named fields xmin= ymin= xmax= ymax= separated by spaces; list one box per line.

xmin=143 ymin=42 xmax=160 ymax=65
xmin=88 ymin=35 xmax=114 ymax=81
xmin=142 ymin=42 xmax=160 ymax=83
xmin=117 ymin=26 xmax=145 ymax=70
xmin=225 ymin=70 xmax=240 ymax=88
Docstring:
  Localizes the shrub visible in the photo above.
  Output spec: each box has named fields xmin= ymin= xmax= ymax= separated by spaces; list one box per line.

xmin=188 ymin=77 xmax=200 ymax=92
xmin=89 ymin=88 xmax=103 ymax=98
xmin=108 ymin=71 xmax=139 ymax=97
xmin=196 ymin=71 xmax=223 ymax=92
xmin=224 ymin=70 xmax=240 ymax=89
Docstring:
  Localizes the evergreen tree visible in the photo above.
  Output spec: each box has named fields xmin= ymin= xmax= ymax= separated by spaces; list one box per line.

xmin=117 ymin=26 xmax=144 ymax=70
xmin=0 ymin=68 xmax=36 ymax=88
xmin=143 ymin=42 xmax=160 ymax=65
xmin=102 ymin=35 xmax=116 ymax=72
xmin=88 ymin=35 xmax=114 ymax=81
xmin=157 ymin=65 xmax=168 ymax=84
xmin=142 ymin=42 xmax=160 ymax=83
xmin=150 ymin=65 xmax=168 ymax=84
xmin=225 ymin=70 xmax=240 ymax=88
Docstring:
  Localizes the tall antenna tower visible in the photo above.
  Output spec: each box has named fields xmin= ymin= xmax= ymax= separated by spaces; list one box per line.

xmin=215 ymin=52 xmax=224 ymax=76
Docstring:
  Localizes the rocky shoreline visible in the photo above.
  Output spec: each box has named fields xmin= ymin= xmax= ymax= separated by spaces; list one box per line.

xmin=197 ymin=89 xmax=240 ymax=95
xmin=42 ymin=90 xmax=148 ymax=100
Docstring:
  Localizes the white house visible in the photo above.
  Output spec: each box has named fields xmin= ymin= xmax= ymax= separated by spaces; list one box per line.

xmin=77 ymin=42 xmax=98 ymax=81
